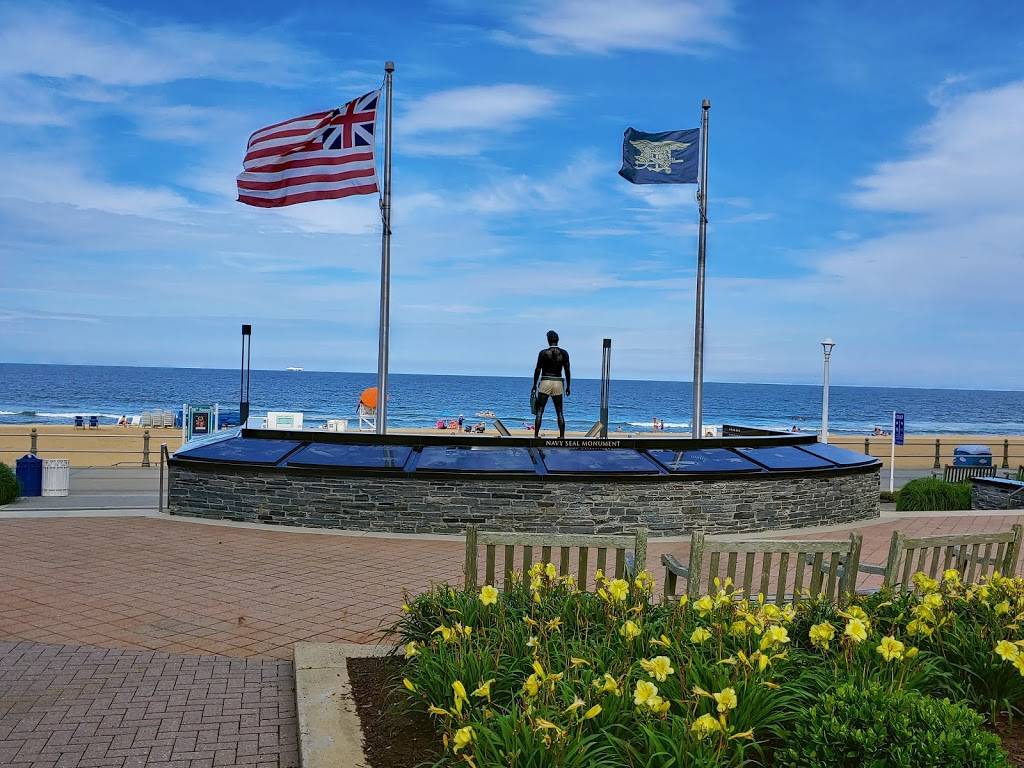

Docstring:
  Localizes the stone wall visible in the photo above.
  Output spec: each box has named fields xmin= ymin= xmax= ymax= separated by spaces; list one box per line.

xmin=167 ymin=464 xmax=880 ymax=536
xmin=972 ymin=479 xmax=1024 ymax=511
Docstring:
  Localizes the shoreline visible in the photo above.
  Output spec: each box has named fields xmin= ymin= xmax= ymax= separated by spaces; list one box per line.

xmin=2 ymin=423 xmax=1023 ymax=470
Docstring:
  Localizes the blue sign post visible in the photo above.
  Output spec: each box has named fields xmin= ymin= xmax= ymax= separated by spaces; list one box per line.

xmin=890 ymin=411 xmax=905 ymax=493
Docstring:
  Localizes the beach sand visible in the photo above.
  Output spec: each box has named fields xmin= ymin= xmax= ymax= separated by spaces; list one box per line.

xmin=2 ymin=423 xmax=1021 ymax=471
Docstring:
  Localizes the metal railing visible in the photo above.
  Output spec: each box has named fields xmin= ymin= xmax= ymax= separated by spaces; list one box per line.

xmin=835 ymin=437 xmax=1024 ymax=472
xmin=0 ymin=428 xmax=182 ymax=468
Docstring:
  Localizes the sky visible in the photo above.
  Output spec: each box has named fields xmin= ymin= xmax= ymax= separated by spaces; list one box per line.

xmin=0 ymin=0 xmax=1022 ymax=389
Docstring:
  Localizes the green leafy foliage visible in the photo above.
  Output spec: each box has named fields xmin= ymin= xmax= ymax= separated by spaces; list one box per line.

xmin=0 ymin=461 xmax=20 ymax=505
xmin=777 ymin=681 xmax=1008 ymax=768
xmin=896 ymin=477 xmax=972 ymax=511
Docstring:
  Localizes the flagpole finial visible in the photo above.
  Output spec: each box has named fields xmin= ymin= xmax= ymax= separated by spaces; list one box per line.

xmin=702 ymin=98 xmax=710 ymax=109
xmin=385 ymin=61 xmax=395 ymax=72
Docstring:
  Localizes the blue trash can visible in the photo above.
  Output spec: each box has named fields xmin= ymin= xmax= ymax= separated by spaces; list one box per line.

xmin=15 ymin=454 xmax=42 ymax=497
xmin=954 ymin=444 xmax=992 ymax=467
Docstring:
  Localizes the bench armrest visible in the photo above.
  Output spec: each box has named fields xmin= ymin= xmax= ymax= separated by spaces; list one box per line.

xmin=857 ymin=562 xmax=886 ymax=576
xmin=661 ymin=553 xmax=690 ymax=578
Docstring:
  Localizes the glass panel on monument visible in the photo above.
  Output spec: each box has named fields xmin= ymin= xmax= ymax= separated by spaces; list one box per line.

xmin=647 ymin=448 xmax=763 ymax=473
xmin=416 ymin=446 xmax=536 ymax=473
xmin=286 ymin=443 xmax=412 ymax=469
xmin=797 ymin=443 xmax=876 ymax=466
xmin=735 ymin=445 xmax=834 ymax=470
xmin=176 ymin=437 xmax=301 ymax=465
xmin=540 ymin=449 xmax=660 ymax=474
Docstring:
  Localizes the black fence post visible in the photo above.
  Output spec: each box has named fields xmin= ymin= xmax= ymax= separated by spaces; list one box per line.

xmin=143 ymin=429 xmax=151 ymax=468
xmin=30 ymin=427 xmax=37 ymax=454
xmin=933 ymin=439 xmax=941 ymax=470
xmin=864 ymin=438 xmax=870 ymax=456
xmin=1003 ymin=439 xmax=1010 ymax=469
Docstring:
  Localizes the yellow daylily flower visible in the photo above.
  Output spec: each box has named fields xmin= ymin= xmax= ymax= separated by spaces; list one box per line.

xmin=479 ymin=585 xmax=498 ymax=606
xmin=570 ymin=657 xmax=590 ymax=668
xmin=619 ymin=620 xmax=641 ymax=640
xmin=876 ymin=635 xmax=905 ymax=662
xmin=639 ymin=655 xmax=675 ymax=682
xmin=679 ymin=594 xmax=689 ymax=608
xmin=452 ymin=680 xmax=469 ymax=714
xmin=651 ymin=634 xmax=672 ymax=649
xmin=730 ymin=729 xmax=755 ymax=741
xmin=427 ymin=705 xmax=450 ymax=717
xmin=432 ymin=625 xmax=455 ymax=642
xmin=564 ymin=696 xmax=585 ymax=714
xmin=694 ymin=596 xmax=715 ymax=616
xmin=403 ymin=641 xmax=419 ymax=659
xmin=995 ymin=600 xmax=1011 ymax=616
xmin=583 ymin=703 xmax=602 ymax=720
xmin=523 ymin=674 xmax=540 ymax=697
xmin=713 ymin=687 xmax=738 ymax=713
xmin=996 ymin=640 xmax=1020 ymax=662
xmin=633 ymin=680 xmax=660 ymax=708
xmin=809 ymin=621 xmax=836 ymax=650
xmin=593 ymin=673 xmax=620 ymax=696
xmin=844 ymin=618 xmax=868 ymax=644
xmin=690 ymin=627 xmax=712 ymax=644
xmin=546 ymin=617 xmax=563 ymax=631
xmin=545 ymin=562 xmax=558 ymax=580
xmin=472 ymin=679 xmax=493 ymax=700
xmin=691 ymin=713 xmax=722 ymax=739
xmin=759 ymin=625 xmax=790 ymax=651
xmin=453 ymin=725 xmax=474 ymax=753
xmin=608 ymin=579 xmax=630 ymax=602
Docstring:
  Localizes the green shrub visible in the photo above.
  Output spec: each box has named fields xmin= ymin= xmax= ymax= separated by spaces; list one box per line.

xmin=879 ymin=490 xmax=896 ymax=503
xmin=0 ymin=461 xmax=19 ymax=505
xmin=777 ymin=681 xmax=1007 ymax=768
xmin=896 ymin=477 xmax=972 ymax=511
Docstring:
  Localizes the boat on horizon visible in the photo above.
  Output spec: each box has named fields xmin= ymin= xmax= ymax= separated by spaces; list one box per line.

xmin=286 ymin=366 xmax=304 ymax=372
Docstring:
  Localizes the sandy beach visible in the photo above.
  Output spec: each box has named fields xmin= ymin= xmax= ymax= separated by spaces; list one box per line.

xmin=2 ymin=423 xmax=1021 ymax=470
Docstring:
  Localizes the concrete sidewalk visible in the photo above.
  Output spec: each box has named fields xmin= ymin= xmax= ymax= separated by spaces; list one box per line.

xmin=3 ymin=468 xmax=158 ymax=513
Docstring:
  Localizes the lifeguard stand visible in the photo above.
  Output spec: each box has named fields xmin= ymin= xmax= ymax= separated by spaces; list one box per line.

xmin=357 ymin=387 xmax=378 ymax=431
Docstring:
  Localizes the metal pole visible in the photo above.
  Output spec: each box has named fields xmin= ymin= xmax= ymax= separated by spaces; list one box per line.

xmin=691 ymin=99 xmax=710 ymax=439
xmin=376 ymin=61 xmax=395 ymax=436
xmin=821 ymin=348 xmax=831 ymax=444
xmin=889 ymin=411 xmax=896 ymax=493
xmin=599 ymin=338 xmax=611 ymax=439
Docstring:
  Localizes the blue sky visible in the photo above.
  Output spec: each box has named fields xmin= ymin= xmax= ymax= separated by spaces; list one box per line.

xmin=1 ymin=0 xmax=1022 ymax=389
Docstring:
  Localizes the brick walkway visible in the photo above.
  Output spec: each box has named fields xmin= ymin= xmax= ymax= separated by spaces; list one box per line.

xmin=2 ymin=513 xmax=1023 ymax=767
xmin=0 ymin=641 xmax=296 ymax=768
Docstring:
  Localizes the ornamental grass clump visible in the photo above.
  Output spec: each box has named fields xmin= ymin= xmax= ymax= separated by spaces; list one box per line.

xmin=390 ymin=563 xmax=1024 ymax=766
xmin=896 ymin=476 xmax=972 ymax=511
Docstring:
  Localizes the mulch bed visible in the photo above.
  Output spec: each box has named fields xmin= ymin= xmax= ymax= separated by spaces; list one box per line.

xmin=348 ymin=656 xmax=1024 ymax=767
xmin=348 ymin=656 xmax=441 ymax=768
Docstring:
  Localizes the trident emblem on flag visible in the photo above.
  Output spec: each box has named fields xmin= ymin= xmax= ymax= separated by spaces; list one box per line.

xmin=628 ymin=139 xmax=692 ymax=174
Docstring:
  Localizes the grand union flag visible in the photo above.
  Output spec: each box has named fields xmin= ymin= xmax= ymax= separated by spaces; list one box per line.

xmin=237 ymin=90 xmax=380 ymax=208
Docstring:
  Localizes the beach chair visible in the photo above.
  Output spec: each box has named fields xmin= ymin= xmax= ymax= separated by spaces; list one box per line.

xmin=164 ymin=410 xmax=176 ymax=428
xmin=88 ymin=415 xmax=99 ymax=429
xmin=858 ymin=526 xmax=1024 ymax=592
xmin=130 ymin=415 xmax=140 ymax=427
xmin=74 ymin=415 xmax=84 ymax=429
xmin=661 ymin=533 xmax=863 ymax=606
xmin=141 ymin=411 xmax=153 ymax=428
xmin=464 ymin=525 xmax=648 ymax=592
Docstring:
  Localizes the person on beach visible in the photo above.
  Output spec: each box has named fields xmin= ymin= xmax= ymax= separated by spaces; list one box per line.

xmin=532 ymin=330 xmax=571 ymax=439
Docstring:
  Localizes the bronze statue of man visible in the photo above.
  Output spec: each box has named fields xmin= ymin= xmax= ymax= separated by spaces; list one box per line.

xmin=532 ymin=330 xmax=571 ymax=439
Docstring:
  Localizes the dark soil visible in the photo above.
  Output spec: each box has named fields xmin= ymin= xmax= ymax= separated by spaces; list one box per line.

xmin=348 ymin=656 xmax=442 ymax=768
xmin=992 ymin=716 xmax=1024 ymax=767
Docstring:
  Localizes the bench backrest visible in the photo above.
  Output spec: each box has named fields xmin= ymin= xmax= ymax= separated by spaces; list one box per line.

xmin=882 ymin=525 xmax=1023 ymax=591
xmin=667 ymin=532 xmax=863 ymax=606
xmin=464 ymin=525 xmax=647 ymax=591
xmin=943 ymin=465 xmax=996 ymax=482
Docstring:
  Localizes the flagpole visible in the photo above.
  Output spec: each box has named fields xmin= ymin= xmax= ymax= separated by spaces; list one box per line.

xmin=376 ymin=61 xmax=395 ymax=435
xmin=691 ymin=98 xmax=710 ymax=440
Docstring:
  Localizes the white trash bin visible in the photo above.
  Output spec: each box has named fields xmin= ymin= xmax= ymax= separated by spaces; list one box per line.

xmin=326 ymin=419 xmax=348 ymax=432
xmin=42 ymin=458 xmax=70 ymax=497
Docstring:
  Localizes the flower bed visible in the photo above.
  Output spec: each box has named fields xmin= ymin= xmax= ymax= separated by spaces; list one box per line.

xmin=390 ymin=565 xmax=1024 ymax=767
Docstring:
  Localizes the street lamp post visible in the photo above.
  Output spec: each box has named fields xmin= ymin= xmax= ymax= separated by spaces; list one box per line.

xmin=821 ymin=338 xmax=835 ymax=444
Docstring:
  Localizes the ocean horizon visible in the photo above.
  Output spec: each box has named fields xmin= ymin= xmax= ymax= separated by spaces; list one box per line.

xmin=2 ymin=362 xmax=1023 ymax=436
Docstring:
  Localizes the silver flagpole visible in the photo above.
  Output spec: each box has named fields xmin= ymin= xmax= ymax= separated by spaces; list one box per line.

xmin=691 ymin=98 xmax=710 ymax=440
xmin=376 ymin=61 xmax=395 ymax=435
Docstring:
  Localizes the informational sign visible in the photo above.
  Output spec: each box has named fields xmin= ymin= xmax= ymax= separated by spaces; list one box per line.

xmin=894 ymin=412 xmax=905 ymax=446
xmin=183 ymin=404 xmax=219 ymax=443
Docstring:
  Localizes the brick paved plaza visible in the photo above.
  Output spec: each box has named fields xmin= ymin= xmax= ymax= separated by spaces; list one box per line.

xmin=2 ymin=513 xmax=1023 ymax=766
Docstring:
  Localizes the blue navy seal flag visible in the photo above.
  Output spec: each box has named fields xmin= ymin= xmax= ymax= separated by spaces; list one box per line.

xmin=619 ymin=127 xmax=700 ymax=184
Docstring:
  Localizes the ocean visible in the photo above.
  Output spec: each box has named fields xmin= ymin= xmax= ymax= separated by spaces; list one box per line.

xmin=0 ymin=363 xmax=1022 ymax=435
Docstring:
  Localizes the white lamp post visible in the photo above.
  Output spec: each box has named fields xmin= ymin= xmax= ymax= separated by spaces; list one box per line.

xmin=821 ymin=338 xmax=835 ymax=444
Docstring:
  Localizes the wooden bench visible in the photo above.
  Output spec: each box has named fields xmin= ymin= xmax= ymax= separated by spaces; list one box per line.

xmin=1016 ymin=465 xmax=1024 ymax=482
xmin=464 ymin=525 xmax=647 ymax=591
xmin=661 ymin=533 xmax=863 ymax=606
xmin=943 ymin=465 xmax=996 ymax=483
xmin=859 ymin=525 xmax=1023 ymax=591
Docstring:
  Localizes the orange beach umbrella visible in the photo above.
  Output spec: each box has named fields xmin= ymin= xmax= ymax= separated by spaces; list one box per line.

xmin=359 ymin=386 xmax=378 ymax=410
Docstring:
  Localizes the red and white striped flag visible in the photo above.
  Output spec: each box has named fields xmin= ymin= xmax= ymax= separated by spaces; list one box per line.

xmin=237 ymin=90 xmax=380 ymax=208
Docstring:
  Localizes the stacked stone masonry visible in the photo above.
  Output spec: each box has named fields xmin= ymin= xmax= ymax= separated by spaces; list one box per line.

xmin=168 ymin=465 xmax=880 ymax=536
xmin=972 ymin=480 xmax=1024 ymax=511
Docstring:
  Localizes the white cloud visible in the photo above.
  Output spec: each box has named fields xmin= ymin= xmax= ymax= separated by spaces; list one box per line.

xmin=400 ymin=84 xmax=559 ymax=135
xmin=460 ymin=152 xmax=603 ymax=214
xmin=0 ymin=3 xmax=316 ymax=87
xmin=494 ymin=0 xmax=735 ymax=55
xmin=848 ymin=80 xmax=1024 ymax=215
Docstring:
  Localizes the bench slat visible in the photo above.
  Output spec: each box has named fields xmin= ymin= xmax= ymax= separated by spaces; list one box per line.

xmin=578 ymin=548 xmax=589 ymax=591
xmin=485 ymin=545 xmax=496 ymax=586
xmin=775 ymin=552 xmax=789 ymax=605
xmin=615 ymin=548 xmax=626 ymax=579
xmin=760 ymin=552 xmax=773 ymax=598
